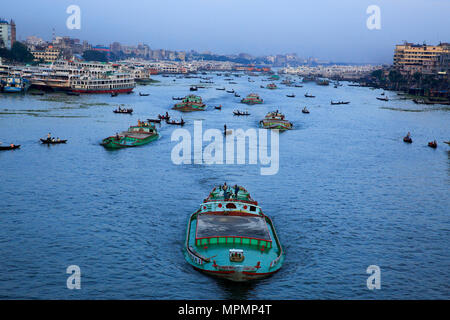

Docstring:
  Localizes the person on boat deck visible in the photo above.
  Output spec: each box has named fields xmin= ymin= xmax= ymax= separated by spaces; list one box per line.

xmin=51 ymin=138 xmax=56 ymax=142
xmin=47 ymin=133 xmax=51 ymax=141
xmin=57 ymin=137 xmax=60 ymax=142
xmin=224 ymin=124 xmax=227 ymax=133
xmin=406 ymin=132 xmax=411 ymax=138
xmin=116 ymin=132 xmax=120 ymax=140
xmin=234 ymin=185 xmax=239 ymax=198
xmin=10 ymin=143 xmax=14 ymax=147
xmin=138 ymin=119 xmax=141 ymax=126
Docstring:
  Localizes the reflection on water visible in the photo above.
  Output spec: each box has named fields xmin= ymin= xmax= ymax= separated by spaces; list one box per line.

xmin=0 ymin=73 xmax=449 ymax=299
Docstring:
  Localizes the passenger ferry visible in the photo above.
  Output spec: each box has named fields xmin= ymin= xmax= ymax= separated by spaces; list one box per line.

xmin=173 ymin=95 xmax=206 ymax=112
xmin=184 ymin=184 xmax=284 ymax=282
xmin=70 ymin=73 xmax=135 ymax=94
xmin=260 ymin=111 xmax=293 ymax=131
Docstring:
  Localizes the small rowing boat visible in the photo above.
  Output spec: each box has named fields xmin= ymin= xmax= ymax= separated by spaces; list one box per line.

xmin=233 ymin=110 xmax=250 ymax=116
xmin=0 ymin=144 xmax=20 ymax=150
xmin=305 ymin=93 xmax=315 ymax=98
xmin=113 ymin=108 xmax=133 ymax=114
xmin=40 ymin=138 xmax=67 ymax=144
xmin=166 ymin=119 xmax=185 ymax=126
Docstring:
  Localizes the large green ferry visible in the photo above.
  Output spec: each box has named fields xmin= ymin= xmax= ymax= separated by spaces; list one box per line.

xmin=260 ymin=111 xmax=293 ymax=131
xmin=240 ymin=93 xmax=264 ymax=105
xmin=101 ymin=121 xmax=159 ymax=149
xmin=173 ymin=94 xmax=206 ymax=112
xmin=184 ymin=184 xmax=284 ymax=282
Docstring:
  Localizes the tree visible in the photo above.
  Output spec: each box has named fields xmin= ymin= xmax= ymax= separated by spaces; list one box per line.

xmin=82 ymin=50 xmax=108 ymax=62
xmin=10 ymin=42 xmax=34 ymax=63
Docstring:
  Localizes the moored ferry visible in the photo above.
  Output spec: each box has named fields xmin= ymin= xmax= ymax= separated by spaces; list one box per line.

xmin=101 ymin=121 xmax=159 ymax=149
xmin=240 ymin=93 xmax=263 ymax=105
xmin=70 ymin=73 xmax=135 ymax=94
xmin=173 ymin=94 xmax=206 ymax=111
xmin=260 ymin=111 xmax=293 ymax=131
xmin=184 ymin=184 xmax=284 ymax=282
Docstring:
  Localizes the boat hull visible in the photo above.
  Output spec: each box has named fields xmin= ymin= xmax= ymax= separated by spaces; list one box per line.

xmin=101 ymin=134 xmax=158 ymax=149
xmin=192 ymin=266 xmax=280 ymax=282
xmin=71 ymin=87 xmax=134 ymax=94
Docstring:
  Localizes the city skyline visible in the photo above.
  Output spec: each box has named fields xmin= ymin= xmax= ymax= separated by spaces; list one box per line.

xmin=3 ymin=0 xmax=450 ymax=64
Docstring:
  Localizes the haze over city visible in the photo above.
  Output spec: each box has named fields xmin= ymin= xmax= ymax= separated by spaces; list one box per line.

xmin=3 ymin=0 xmax=450 ymax=64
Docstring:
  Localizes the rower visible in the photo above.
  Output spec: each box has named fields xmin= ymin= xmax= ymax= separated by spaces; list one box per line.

xmin=47 ymin=133 xmax=51 ymax=141
xmin=10 ymin=143 xmax=14 ymax=148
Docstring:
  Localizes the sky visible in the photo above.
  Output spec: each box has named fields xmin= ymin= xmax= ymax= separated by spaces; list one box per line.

xmin=2 ymin=0 xmax=450 ymax=64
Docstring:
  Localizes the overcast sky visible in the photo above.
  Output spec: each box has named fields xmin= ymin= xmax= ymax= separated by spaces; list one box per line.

xmin=3 ymin=0 xmax=450 ymax=63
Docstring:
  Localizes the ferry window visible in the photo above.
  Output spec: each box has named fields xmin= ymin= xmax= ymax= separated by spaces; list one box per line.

xmin=226 ymin=203 xmax=236 ymax=209
xmin=249 ymin=206 xmax=256 ymax=212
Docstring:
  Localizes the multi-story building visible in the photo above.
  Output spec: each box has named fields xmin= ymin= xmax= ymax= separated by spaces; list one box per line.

xmin=0 ymin=19 xmax=15 ymax=49
xmin=31 ymin=46 xmax=61 ymax=63
xmin=393 ymin=42 xmax=450 ymax=75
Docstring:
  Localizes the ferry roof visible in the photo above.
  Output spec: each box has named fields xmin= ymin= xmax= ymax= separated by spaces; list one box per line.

xmin=196 ymin=214 xmax=271 ymax=241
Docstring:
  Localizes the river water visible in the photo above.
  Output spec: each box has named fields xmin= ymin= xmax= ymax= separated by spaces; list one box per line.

xmin=0 ymin=73 xmax=449 ymax=299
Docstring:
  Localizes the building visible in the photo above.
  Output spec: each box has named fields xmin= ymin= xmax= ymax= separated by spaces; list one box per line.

xmin=394 ymin=42 xmax=450 ymax=75
xmin=0 ymin=19 xmax=15 ymax=49
xmin=31 ymin=45 xmax=61 ymax=63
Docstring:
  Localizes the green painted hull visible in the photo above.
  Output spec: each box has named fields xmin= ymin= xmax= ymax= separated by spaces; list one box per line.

xmin=184 ymin=186 xmax=284 ymax=282
xmin=101 ymin=133 xmax=158 ymax=149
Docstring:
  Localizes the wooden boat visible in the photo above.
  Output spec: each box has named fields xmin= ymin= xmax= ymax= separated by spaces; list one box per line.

xmin=266 ymin=83 xmax=277 ymax=89
xmin=403 ymin=136 xmax=413 ymax=143
xmin=190 ymin=86 xmax=198 ymax=91
xmin=147 ymin=118 xmax=162 ymax=124
xmin=172 ymin=97 xmax=184 ymax=100
xmin=286 ymin=94 xmax=295 ymax=98
xmin=184 ymin=184 xmax=284 ymax=282
xmin=234 ymin=93 xmax=240 ymax=97
xmin=241 ymin=93 xmax=263 ymax=105
xmin=227 ymin=89 xmax=235 ymax=93
xmin=216 ymin=87 xmax=225 ymax=90
xmin=260 ymin=111 xmax=293 ymax=131
xmin=331 ymin=101 xmax=350 ymax=105
xmin=302 ymin=107 xmax=310 ymax=114
xmin=166 ymin=119 xmax=185 ymax=126
xmin=428 ymin=141 xmax=437 ymax=149
xmin=214 ymin=105 xmax=222 ymax=110
xmin=0 ymin=144 xmax=20 ymax=150
xmin=443 ymin=141 xmax=450 ymax=145
xmin=376 ymin=97 xmax=389 ymax=101
xmin=294 ymin=84 xmax=303 ymax=88
xmin=111 ymin=92 xmax=118 ymax=97
xmin=233 ymin=110 xmax=250 ymax=116
xmin=40 ymin=138 xmax=67 ymax=144
xmin=173 ymin=95 xmax=206 ymax=112
xmin=101 ymin=122 xmax=159 ymax=149
xmin=113 ymin=108 xmax=133 ymax=114
xmin=305 ymin=93 xmax=315 ymax=98
xmin=139 ymin=93 xmax=150 ymax=96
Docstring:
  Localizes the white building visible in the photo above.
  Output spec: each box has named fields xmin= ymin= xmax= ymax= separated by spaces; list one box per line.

xmin=0 ymin=19 xmax=14 ymax=49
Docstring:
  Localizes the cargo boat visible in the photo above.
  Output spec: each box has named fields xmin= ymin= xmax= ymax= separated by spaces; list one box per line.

xmin=173 ymin=95 xmax=206 ymax=112
xmin=260 ymin=111 xmax=293 ymax=131
xmin=101 ymin=121 xmax=159 ymax=149
xmin=184 ymin=184 xmax=284 ymax=282
xmin=240 ymin=93 xmax=263 ymax=105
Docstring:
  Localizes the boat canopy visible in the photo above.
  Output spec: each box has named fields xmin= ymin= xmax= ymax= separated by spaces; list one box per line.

xmin=195 ymin=214 xmax=272 ymax=248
